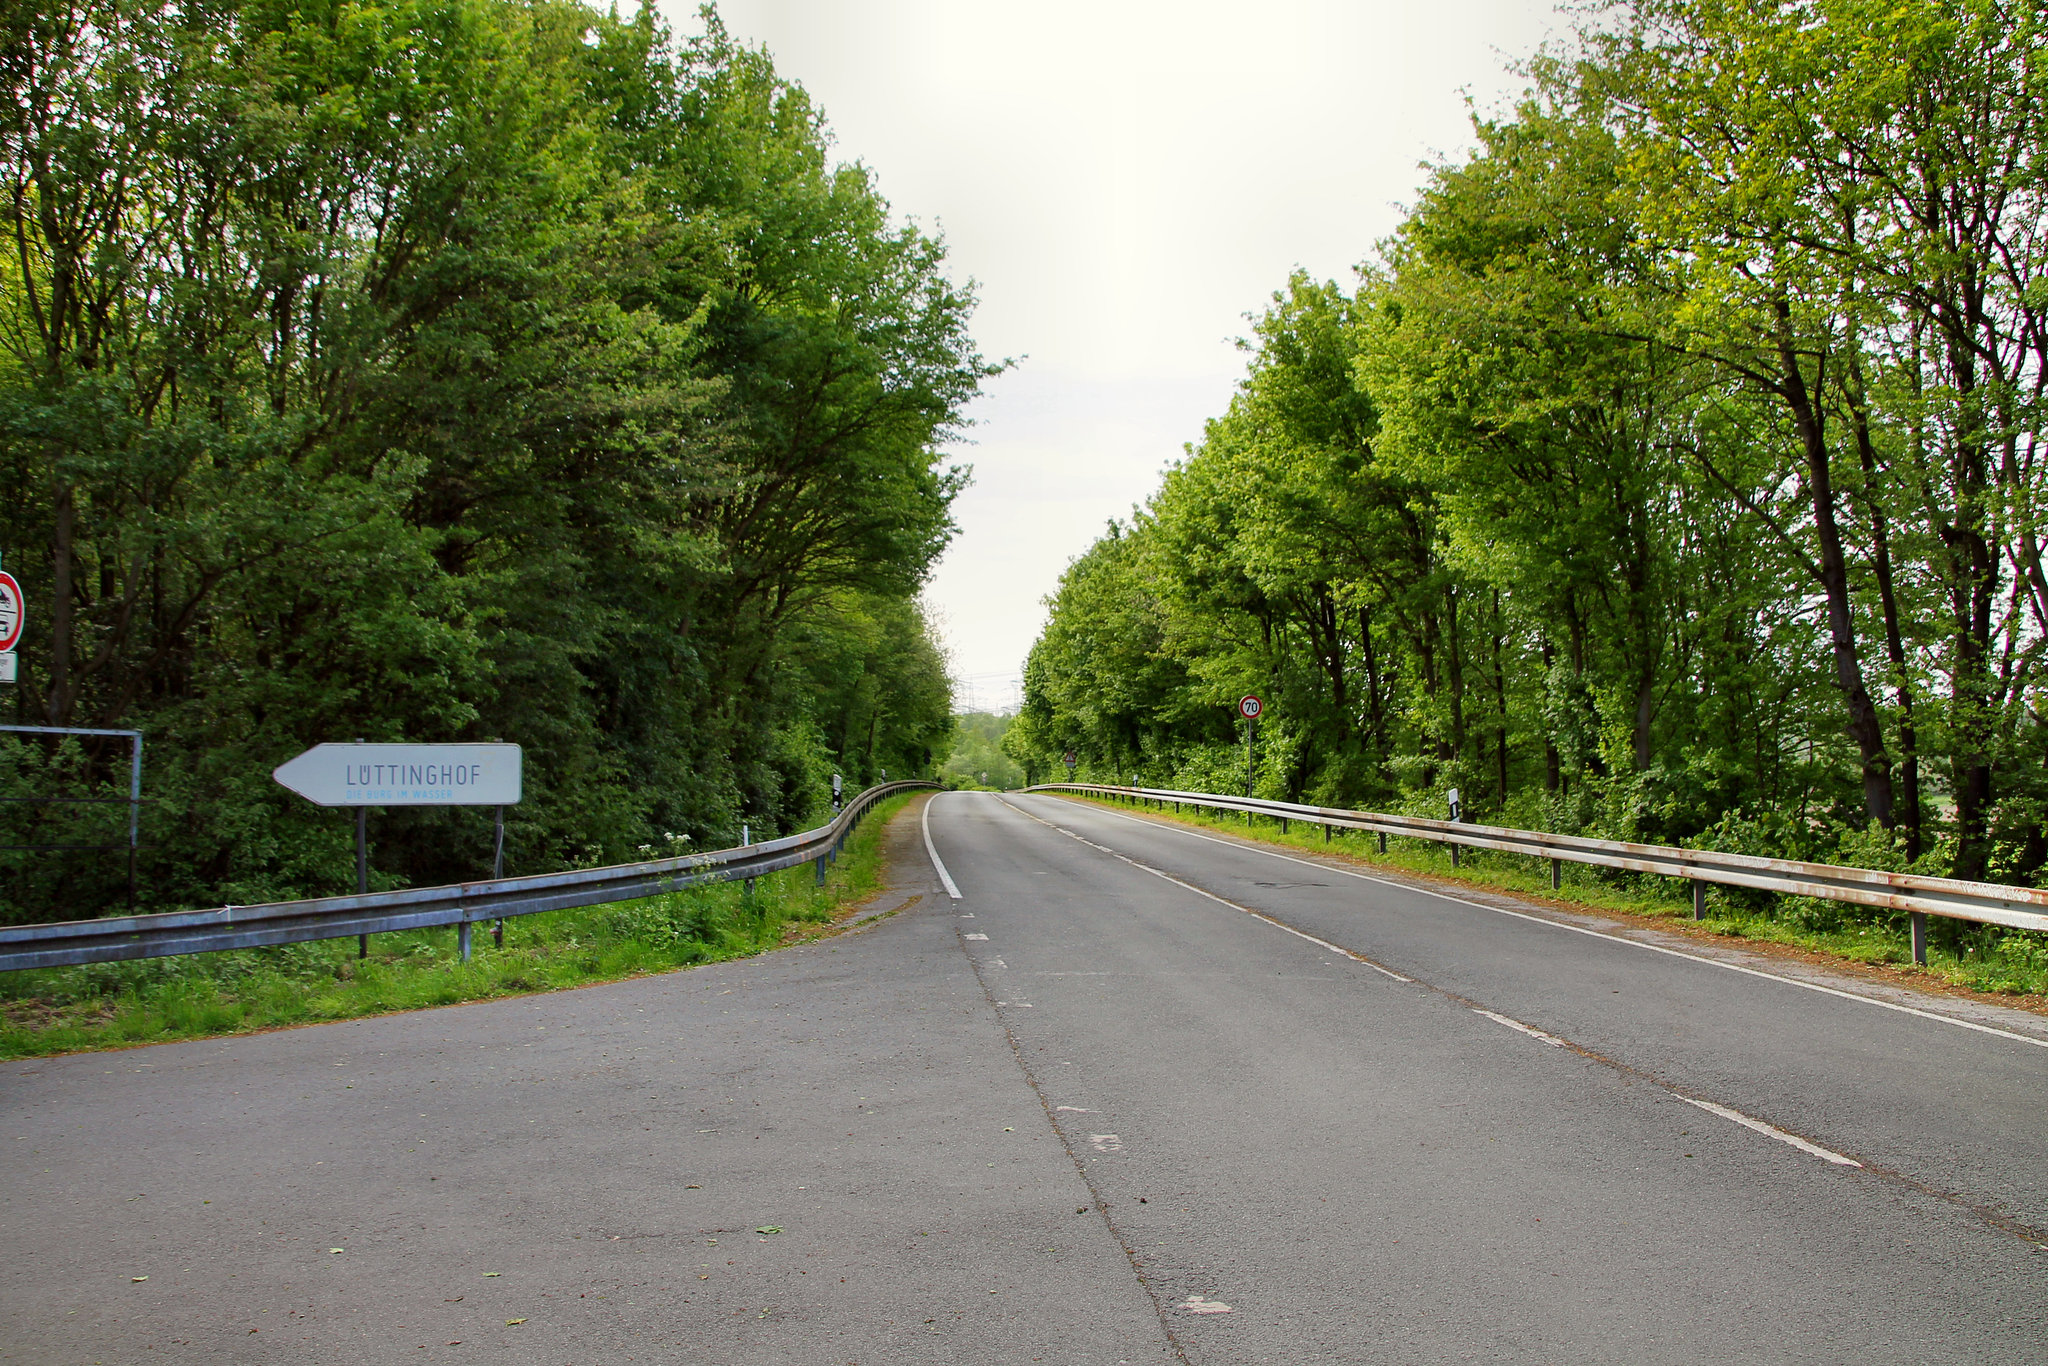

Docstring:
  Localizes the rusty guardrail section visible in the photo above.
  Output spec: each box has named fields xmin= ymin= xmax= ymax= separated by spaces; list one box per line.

xmin=1030 ymin=783 xmax=2048 ymax=960
xmin=0 ymin=781 xmax=934 ymax=973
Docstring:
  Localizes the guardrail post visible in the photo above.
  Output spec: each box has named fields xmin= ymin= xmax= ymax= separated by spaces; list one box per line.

xmin=459 ymin=919 xmax=471 ymax=962
xmin=1451 ymin=842 xmax=1460 ymax=869
xmin=815 ymin=855 xmax=826 ymax=886
xmin=1377 ymin=831 xmax=1387 ymax=855
xmin=1551 ymin=858 xmax=1561 ymax=891
xmin=1692 ymin=880 xmax=1706 ymax=920
xmin=1323 ymin=823 xmax=1330 ymax=844
xmin=1911 ymin=911 xmax=1928 ymax=965
xmin=1280 ymin=816 xmax=1289 ymax=834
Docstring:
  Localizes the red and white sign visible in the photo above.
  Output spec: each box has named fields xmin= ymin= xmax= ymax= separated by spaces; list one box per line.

xmin=0 ymin=571 xmax=24 ymax=652
xmin=1238 ymin=695 xmax=1263 ymax=721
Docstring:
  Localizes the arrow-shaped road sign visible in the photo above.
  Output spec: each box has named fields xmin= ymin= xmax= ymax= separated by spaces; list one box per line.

xmin=273 ymin=743 xmax=522 ymax=807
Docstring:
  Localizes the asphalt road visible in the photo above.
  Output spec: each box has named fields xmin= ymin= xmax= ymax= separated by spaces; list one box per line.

xmin=5 ymin=790 xmax=2047 ymax=1363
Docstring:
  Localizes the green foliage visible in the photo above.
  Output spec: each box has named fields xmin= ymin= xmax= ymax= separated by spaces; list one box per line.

xmin=1010 ymin=0 xmax=2048 ymax=895
xmin=0 ymin=2 xmax=982 ymax=922
xmin=942 ymin=712 xmax=1021 ymax=789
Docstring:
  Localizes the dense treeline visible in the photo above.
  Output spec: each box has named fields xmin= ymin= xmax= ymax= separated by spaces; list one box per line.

xmin=1009 ymin=0 xmax=2048 ymax=889
xmin=0 ymin=0 xmax=985 ymax=920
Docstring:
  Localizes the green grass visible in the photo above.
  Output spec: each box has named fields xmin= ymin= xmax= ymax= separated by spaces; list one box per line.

xmin=0 ymin=795 xmax=915 ymax=1060
xmin=1070 ymin=792 xmax=2048 ymax=1003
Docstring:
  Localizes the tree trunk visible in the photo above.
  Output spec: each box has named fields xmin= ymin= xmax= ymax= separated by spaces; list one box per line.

xmin=1846 ymin=361 xmax=1922 ymax=858
xmin=46 ymin=486 xmax=74 ymax=727
xmin=1773 ymin=300 xmax=1893 ymax=828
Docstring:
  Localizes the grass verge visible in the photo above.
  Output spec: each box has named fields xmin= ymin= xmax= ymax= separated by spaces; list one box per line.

xmin=0 ymin=795 xmax=917 ymax=1060
xmin=1066 ymin=792 xmax=2048 ymax=1008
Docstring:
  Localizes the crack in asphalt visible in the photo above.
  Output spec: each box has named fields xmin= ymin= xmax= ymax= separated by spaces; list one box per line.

xmin=934 ymin=804 xmax=1194 ymax=1362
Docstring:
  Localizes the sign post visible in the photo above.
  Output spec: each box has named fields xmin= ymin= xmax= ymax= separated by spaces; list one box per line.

xmin=273 ymin=743 xmax=523 ymax=960
xmin=1238 ymin=696 xmax=1263 ymax=800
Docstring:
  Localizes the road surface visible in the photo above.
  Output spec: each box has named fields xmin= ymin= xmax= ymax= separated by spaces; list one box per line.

xmin=4 ymin=790 xmax=2045 ymax=1363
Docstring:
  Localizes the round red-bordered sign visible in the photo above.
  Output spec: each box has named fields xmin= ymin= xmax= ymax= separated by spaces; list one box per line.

xmin=1238 ymin=695 xmax=1263 ymax=721
xmin=0 ymin=572 xmax=23 ymax=652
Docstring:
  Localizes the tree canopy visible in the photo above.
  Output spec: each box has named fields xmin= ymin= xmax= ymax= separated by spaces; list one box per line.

xmin=1010 ymin=0 xmax=2048 ymax=889
xmin=0 ymin=0 xmax=987 ymax=918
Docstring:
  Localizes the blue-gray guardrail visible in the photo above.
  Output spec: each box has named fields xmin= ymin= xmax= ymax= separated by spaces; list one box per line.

xmin=1030 ymin=783 xmax=2048 ymax=962
xmin=0 ymin=781 xmax=934 ymax=973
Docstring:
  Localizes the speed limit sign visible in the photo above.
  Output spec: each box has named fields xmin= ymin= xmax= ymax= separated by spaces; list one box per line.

xmin=1238 ymin=695 xmax=1263 ymax=721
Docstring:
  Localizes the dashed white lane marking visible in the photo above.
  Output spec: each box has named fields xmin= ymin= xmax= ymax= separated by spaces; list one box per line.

xmin=1012 ymin=795 xmax=1873 ymax=1174
xmin=1676 ymin=1095 xmax=1863 ymax=1166
xmin=963 ymin=933 xmax=989 ymax=940
xmin=1067 ymin=799 xmax=2048 ymax=1052
xmin=1473 ymin=1009 xmax=1565 ymax=1047
xmin=923 ymin=793 xmax=962 ymax=899
xmin=1180 ymin=1295 xmax=1233 ymax=1315
xmin=999 ymin=799 xmax=1412 ymax=983
xmin=1468 ymin=1007 xmax=1861 ymax=1167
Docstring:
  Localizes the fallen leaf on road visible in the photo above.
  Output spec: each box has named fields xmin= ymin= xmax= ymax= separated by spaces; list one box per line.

xmin=330 ymin=1249 xmax=344 ymax=1254
xmin=755 ymin=1226 xmax=782 ymax=1235
xmin=483 ymin=1272 xmax=501 ymax=1277
xmin=132 ymin=1276 xmax=147 ymax=1282
xmin=505 ymin=1318 xmax=526 ymax=1326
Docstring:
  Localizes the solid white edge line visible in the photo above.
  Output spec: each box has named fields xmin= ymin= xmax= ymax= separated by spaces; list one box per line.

xmin=1677 ymin=1094 xmax=1864 ymax=1167
xmin=923 ymin=791 xmax=962 ymax=899
xmin=1019 ymin=796 xmax=1873 ymax=1173
xmin=1055 ymin=797 xmax=2048 ymax=1051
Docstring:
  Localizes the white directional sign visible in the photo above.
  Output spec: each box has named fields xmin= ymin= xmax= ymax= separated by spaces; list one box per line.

xmin=273 ymin=743 xmax=522 ymax=807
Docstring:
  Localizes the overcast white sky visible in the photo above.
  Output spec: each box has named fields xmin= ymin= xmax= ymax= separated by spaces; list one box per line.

xmin=665 ymin=0 xmax=1568 ymax=712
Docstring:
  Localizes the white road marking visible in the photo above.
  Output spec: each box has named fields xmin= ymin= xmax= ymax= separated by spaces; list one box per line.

xmin=1088 ymin=1134 xmax=1123 ymax=1153
xmin=923 ymin=793 xmax=962 ymax=899
xmin=963 ymin=933 xmax=989 ymax=941
xmin=1676 ymin=1095 xmax=1863 ymax=1167
xmin=1473 ymin=1009 xmax=1565 ymax=1047
xmin=1472 ymin=1008 xmax=1862 ymax=1167
xmin=1065 ymin=798 xmax=2048 ymax=1051
xmin=1000 ymin=800 xmax=1412 ymax=982
xmin=1180 ymin=1295 xmax=1232 ymax=1314
xmin=1055 ymin=1105 xmax=1099 ymax=1113
xmin=1011 ymin=796 xmax=1878 ymax=1175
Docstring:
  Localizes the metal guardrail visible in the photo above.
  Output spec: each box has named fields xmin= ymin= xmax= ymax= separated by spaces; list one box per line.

xmin=1031 ymin=783 xmax=2048 ymax=961
xmin=0 ymin=781 xmax=933 ymax=973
